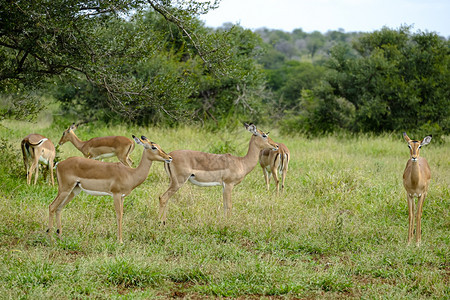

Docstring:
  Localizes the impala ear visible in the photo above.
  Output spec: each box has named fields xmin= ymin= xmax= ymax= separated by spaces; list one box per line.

xmin=403 ymin=132 xmax=411 ymax=143
xmin=421 ymin=135 xmax=432 ymax=146
xmin=132 ymin=135 xmax=144 ymax=146
xmin=245 ymin=123 xmax=258 ymax=135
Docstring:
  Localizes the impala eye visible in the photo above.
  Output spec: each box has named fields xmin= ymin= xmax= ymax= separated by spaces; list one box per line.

xmin=151 ymin=146 xmax=157 ymax=150
xmin=408 ymin=145 xmax=412 ymax=149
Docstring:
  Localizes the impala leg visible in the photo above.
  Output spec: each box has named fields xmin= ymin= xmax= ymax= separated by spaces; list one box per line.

xmin=222 ymin=183 xmax=234 ymax=217
xmin=26 ymin=166 xmax=32 ymax=185
xmin=281 ymin=162 xmax=288 ymax=192
xmin=22 ymin=145 xmax=29 ymax=177
xmin=407 ymin=194 xmax=415 ymax=245
xmin=271 ymin=165 xmax=280 ymax=195
xmin=56 ymin=188 xmax=80 ymax=239
xmin=25 ymin=162 xmax=30 ymax=184
xmin=50 ymin=186 xmax=80 ymax=239
xmin=415 ymin=192 xmax=427 ymax=246
xmin=118 ymin=156 xmax=131 ymax=167
xmin=262 ymin=167 xmax=270 ymax=191
xmin=126 ymin=157 xmax=134 ymax=167
xmin=26 ymin=148 xmax=33 ymax=184
xmin=48 ymin=193 xmax=64 ymax=235
xmin=48 ymin=188 xmax=73 ymax=236
xmin=280 ymin=170 xmax=286 ymax=192
xmin=113 ymin=194 xmax=125 ymax=243
xmin=49 ymin=159 xmax=55 ymax=186
xmin=32 ymin=161 xmax=40 ymax=185
xmin=159 ymin=179 xmax=184 ymax=225
xmin=28 ymin=149 xmax=38 ymax=184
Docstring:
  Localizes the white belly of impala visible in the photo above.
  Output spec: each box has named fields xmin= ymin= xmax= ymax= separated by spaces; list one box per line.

xmin=79 ymin=184 xmax=112 ymax=196
xmin=188 ymin=176 xmax=221 ymax=187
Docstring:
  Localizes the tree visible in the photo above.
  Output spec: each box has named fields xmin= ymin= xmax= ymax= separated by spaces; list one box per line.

xmin=325 ymin=26 xmax=449 ymax=134
xmin=306 ymin=31 xmax=325 ymax=58
xmin=2 ymin=0 xmax=263 ymax=123
xmin=48 ymin=7 xmax=266 ymax=125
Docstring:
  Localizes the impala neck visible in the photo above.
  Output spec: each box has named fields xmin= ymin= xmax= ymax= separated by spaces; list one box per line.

xmin=68 ymin=132 xmax=87 ymax=151
xmin=129 ymin=150 xmax=153 ymax=189
xmin=241 ymin=135 xmax=262 ymax=176
xmin=410 ymin=160 xmax=421 ymax=186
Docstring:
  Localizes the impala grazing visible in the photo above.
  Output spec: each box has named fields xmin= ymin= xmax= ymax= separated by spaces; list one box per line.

xmin=158 ymin=123 xmax=278 ymax=224
xmin=21 ymin=134 xmax=56 ymax=186
xmin=402 ymin=132 xmax=432 ymax=246
xmin=59 ymin=123 xmax=135 ymax=167
xmin=259 ymin=142 xmax=290 ymax=193
xmin=48 ymin=135 xmax=172 ymax=243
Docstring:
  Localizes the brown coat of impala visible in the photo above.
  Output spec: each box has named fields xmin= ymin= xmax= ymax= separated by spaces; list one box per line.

xmin=259 ymin=142 xmax=290 ymax=193
xmin=48 ymin=135 xmax=172 ymax=243
xmin=402 ymin=132 xmax=432 ymax=246
xmin=21 ymin=133 xmax=56 ymax=186
xmin=158 ymin=123 xmax=279 ymax=224
xmin=59 ymin=123 xmax=135 ymax=167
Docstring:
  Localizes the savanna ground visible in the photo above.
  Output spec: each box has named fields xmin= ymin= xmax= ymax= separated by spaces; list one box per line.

xmin=0 ymin=111 xmax=448 ymax=299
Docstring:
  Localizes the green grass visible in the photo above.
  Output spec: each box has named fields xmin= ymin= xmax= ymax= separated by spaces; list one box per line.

xmin=0 ymin=115 xmax=448 ymax=299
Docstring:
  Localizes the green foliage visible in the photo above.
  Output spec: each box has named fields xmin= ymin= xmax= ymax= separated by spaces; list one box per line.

xmin=326 ymin=26 xmax=450 ymax=134
xmin=256 ymin=28 xmax=360 ymax=61
xmin=1 ymin=0 xmax=448 ymax=136
xmin=1 ymin=0 xmax=264 ymax=124
xmin=207 ymin=139 xmax=237 ymax=154
xmin=264 ymin=61 xmax=326 ymax=112
xmin=0 ymin=137 xmax=25 ymax=179
xmin=46 ymin=8 xmax=266 ymax=125
xmin=280 ymin=87 xmax=355 ymax=135
xmin=0 ymin=91 xmax=43 ymax=122
xmin=277 ymin=26 xmax=449 ymax=137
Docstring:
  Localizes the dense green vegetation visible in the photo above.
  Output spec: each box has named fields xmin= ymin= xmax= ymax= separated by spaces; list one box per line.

xmin=1 ymin=1 xmax=449 ymax=137
xmin=0 ymin=117 xmax=448 ymax=298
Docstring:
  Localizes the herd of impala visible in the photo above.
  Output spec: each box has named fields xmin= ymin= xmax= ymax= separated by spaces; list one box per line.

xmin=21 ymin=122 xmax=432 ymax=246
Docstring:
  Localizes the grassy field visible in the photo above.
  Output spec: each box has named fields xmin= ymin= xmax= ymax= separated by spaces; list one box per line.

xmin=0 ymin=114 xmax=448 ymax=299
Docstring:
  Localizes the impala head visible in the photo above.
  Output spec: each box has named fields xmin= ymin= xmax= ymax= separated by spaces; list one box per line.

xmin=133 ymin=135 xmax=172 ymax=163
xmin=403 ymin=132 xmax=432 ymax=162
xmin=58 ymin=123 xmax=78 ymax=145
xmin=244 ymin=123 xmax=278 ymax=151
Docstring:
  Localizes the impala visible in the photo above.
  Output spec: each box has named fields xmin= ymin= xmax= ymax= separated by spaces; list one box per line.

xmin=59 ymin=123 xmax=135 ymax=167
xmin=259 ymin=142 xmax=290 ymax=193
xmin=158 ymin=123 xmax=278 ymax=224
xmin=402 ymin=132 xmax=432 ymax=246
xmin=48 ymin=135 xmax=172 ymax=243
xmin=21 ymin=134 xmax=56 ymax=186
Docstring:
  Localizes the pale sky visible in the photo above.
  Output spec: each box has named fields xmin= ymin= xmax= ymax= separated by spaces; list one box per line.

xmin=200 ymin=0 xmax=450 ymax=37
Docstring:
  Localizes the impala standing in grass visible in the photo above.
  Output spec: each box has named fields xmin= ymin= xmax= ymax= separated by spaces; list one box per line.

xmin=158 ymin=123 xmax=278 ymax=224
xmin=48 ymin=135 xmax=172 ymax=243
xmin=259 ymin=142 xmax=290 ymax=194
xmin=402 ymin=132 xmax=432 ymax=246
xmin=21 ymin=133 xmax=56 ymax=186
xmin=59 ymin=123 xmax=135 ymax=167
